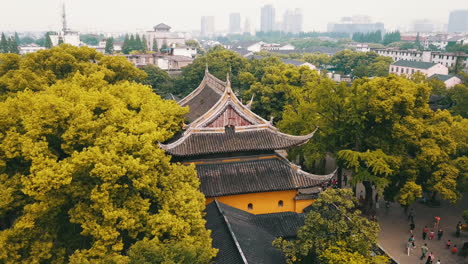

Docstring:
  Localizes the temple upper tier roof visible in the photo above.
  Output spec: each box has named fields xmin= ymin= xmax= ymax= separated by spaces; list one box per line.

xmin=187 ymin=154 xmax=335 ymax=197
xmin=178 ymin=67 xmax=226 ymax=122
xmin=160 ymin=125 xmax=316 ymax=157
xmin=162 ymin=71 xmax=316 ymax=156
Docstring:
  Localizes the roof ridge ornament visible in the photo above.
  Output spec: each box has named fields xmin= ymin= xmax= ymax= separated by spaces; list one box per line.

xmin=245 ymin=94 xmax=254 ymax=109
xmin=226 ymin=72 xmax=231 ymax=87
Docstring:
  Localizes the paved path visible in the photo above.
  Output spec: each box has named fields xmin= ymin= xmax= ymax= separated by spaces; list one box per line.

xmin=350 ymin=179 xmax=468 ymax=264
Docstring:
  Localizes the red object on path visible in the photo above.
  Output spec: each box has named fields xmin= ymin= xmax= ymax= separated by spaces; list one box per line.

xmin=451 ymin=246 xmax=458 ymax=254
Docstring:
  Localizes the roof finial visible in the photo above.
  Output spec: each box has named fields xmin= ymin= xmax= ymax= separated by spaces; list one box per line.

xmin=226 ymin=72 xmax=231 ymax=87
xmin=205 ymin=63 xmax=209 ymax=73
xmin=246 ymin=94 xmax=255 ymax=109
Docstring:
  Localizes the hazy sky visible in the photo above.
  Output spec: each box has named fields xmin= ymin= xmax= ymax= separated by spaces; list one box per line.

xmin=0 ymin=0 xmax=467 ymax=33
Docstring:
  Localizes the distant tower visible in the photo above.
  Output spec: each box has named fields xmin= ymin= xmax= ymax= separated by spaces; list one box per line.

xmin=201 ymin=16 xmax=215 ymax=37
xmin=62 ymin=2 xmax=68 ymax=32
xmin=244 ymin=18 xmax=251 ymax=35
xmin=229 ymin=13 xmax=241 ymax=34
xmin=261 ymin=5 xmax=275 ymax=32
xmin=448 ymin=10 xmax=468 ymax=33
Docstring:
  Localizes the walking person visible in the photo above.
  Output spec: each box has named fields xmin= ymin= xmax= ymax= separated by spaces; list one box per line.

xmin=343 ymin=174 xmax=348 ymax=186
xmin=408 ymin=208 xmax=414 ymax=221
xmin=446 ymin=239 xmax=451 ymax=249
xmin=407 ymin=240 xmax=413 ymax=256
xmin=425 ymin=253 xmax=433 ymax=264
xmin=420 ymin=243 xmax=428 ymax=260
xmin=422 ymin=225 xmax=429 ymax=240
xmin=436 ymin=260 xmax=440 ymax=264
xmin=409 ymin=235 xmax=415 ymax=248
xmin=437 ymin=228 xmax=443 ymax=240
xmin=456 ymin=221 xmax=462 ymax=237
xmin=410 ymin=221 xmax=415 ymax=234
xmin=434 ymin=216 xmax=441 ymax=229
xmin=429 ymin=229 xmax=435 ymax=240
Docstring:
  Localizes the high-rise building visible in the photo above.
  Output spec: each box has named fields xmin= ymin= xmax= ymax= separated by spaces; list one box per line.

xmin=412 ymin=20 xmax=435 ymax=33
xmin=448 ymin=10 xmax=468 ymax=33
xmin=201 ymin=16 xmax=215 ymax=37
xmin=327 ymin=15 xmax=384 ymax=34
xmin=229 ymin=13 xmax=241 ymax=34
xmin=282 ymin=9 xmax=303 ymax=34
xmin=243 ymin=18 xmax=251 ymax=35
xmin=260 ymin=5 xmax=275 ymax=32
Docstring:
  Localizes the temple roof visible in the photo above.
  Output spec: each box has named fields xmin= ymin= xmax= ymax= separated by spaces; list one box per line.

xmin=161 ymin=126 xmax=315 ymax=157
xmin=162 ymin=72 xmax=316 ymax=156
xmin=206 ymin=200 xmax=305 ymax=264
xmin=189 ymin=154 xmax=335 ymax=197
xmin=178 ymin=68 xmax=226 ymax=122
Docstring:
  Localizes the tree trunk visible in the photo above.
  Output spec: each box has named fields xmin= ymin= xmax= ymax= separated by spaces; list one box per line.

xmin=431 ymin=191 xmax=437 ymax=202
xmin=362 ymin=181 xmax=374 ymax=215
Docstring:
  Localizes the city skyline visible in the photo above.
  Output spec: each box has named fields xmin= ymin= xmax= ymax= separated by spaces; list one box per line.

xmin=1 ymin=0 xmax=467 ymax=33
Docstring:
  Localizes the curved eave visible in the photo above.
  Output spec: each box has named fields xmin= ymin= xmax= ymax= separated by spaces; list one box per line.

xmin=159 ymin=126 xmax=318 ymax=157
xmin=297 ymin=167 xmax=337 ymax=182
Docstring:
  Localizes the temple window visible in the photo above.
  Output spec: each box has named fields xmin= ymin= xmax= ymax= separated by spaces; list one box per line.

xmin=247 ymin=203 xmax=253 ymax=210
xmin=278 ymin=200 xmax=283 ymax=207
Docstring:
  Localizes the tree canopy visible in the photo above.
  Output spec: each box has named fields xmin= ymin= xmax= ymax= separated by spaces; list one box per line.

xmin=278 ymin=74 xmax=468 ymax=211
xmin=0 ymin=45 xmax=216 ymax=263
xmin=273 ymin=189 xmax=387 ymax=264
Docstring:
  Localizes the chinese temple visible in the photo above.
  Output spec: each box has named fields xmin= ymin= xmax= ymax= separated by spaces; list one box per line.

xmin=161 ymin=69 xmax=334 ymax=214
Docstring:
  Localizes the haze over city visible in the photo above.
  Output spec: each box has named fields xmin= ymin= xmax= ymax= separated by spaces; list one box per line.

xmin=0 ymin=0 xmax=468 ymax=263
xmin=1 ymin=0 xmax=467 ymax=32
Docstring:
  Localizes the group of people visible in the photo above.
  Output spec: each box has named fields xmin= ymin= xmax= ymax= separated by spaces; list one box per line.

xmin=406 ymin=209 xmax=463 ymax=263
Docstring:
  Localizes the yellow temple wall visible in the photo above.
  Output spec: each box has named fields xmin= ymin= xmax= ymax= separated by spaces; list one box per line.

xmin=205 ymin=190 xmax=314 ymax=214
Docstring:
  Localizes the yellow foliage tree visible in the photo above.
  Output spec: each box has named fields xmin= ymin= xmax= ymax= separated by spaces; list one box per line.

xmin=0 ymin=46 xmax=216 ymax=263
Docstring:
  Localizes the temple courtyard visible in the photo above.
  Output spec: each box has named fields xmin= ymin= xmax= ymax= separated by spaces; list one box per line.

xmin=374 ymin=191 xmax=468 ymax=264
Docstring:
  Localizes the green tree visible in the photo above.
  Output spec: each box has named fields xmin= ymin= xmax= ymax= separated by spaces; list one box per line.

xmin=122 ymin=34 xmax=130 ymax=54
xmin=160 ymin=39 xmax=169 ymax=53
xmin=14 ymin=32 xmax=20 ymax=45
xmin=0 ymin=45 xmax=216 ymax=263
xmin=140 ymin=64 xmax=172 ymax=96
xmin=44 ymin=32 xmax=53 ymax=49
xmin=0 ymin=45 xmax=146 ymax=98
xmin=0 ymin=33 xmax=8 ymax=53
xmin=415 ymin=33 xmax=422 ymax=50
xmin=382 ymin=31 xmax=401 ymax=45
xmin=135 ymin=34 xmax=143 ymax=53
xmin=152 ymin=38 xmax=158 ymax=52
xmin=302 ymin=53 xmax=331 ymax=68
xmin=141 ymin=35 xmax=148 ymax=52
xmin=7 ymin=37 xmax=19 ymax=54
xmin=279 ymin=75 xmax=467 ymax=210
xmin=173 ymin=47 xmax=248 ymax=97
xmin=79 ymin=34 xmax=100 ymax=45
xmin=105 ymin=37 xmax=114 ymax=54
xmin=273 ymin=189 xmax=385 ymax=264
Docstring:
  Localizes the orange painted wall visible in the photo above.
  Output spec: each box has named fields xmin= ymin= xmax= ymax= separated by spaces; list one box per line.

xmin=295 ymin=199 xmax=315 ymax=213
xmin=205 ymin=190 xmax=314 ymax=215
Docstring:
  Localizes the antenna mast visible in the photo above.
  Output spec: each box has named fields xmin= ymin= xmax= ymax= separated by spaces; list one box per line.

xmin=62 ymin=2 xmax=67 ymax=32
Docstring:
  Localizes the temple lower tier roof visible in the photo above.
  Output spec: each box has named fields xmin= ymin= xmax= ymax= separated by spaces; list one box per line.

xmin=206 ymin=200 xmax=305 ymax=264
xmin=161 ymin=127 xmax=314 ymax=157
xmin=188 ymin=154 xmax=335 ymax=197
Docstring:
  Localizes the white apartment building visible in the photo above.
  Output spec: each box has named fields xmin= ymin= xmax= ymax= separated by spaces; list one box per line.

xmin=373 ymin=48 xmax=468 ymax=72
xmin=19 ymin=44 xmax=46 ymax=55
xmin=389 ymin=60 xmax=448 ymax=77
